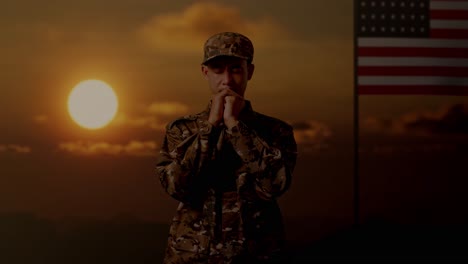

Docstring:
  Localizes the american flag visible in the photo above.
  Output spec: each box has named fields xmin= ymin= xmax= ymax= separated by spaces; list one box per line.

xmin=356 ymin=0 xmax=468 ymax=95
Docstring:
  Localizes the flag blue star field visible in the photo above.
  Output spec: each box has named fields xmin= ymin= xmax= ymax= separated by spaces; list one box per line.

xmin=355 ymin=0 xmax=468 ymax=95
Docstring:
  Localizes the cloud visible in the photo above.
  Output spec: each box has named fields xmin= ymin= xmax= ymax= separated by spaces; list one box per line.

xmin=31 ymin=101 xmax=188 ymax=132
xmin=361 ymin=116 xmax=392 ymax=134
xmin=291 ymin=120 xmax=332 ymax=152
xmin=0 ymin=144 xmax=32 ymax=154
xmin=113 ymin=101 xmax=189 ymax=131
xmin=362 ymin=103 xmax=468 ymax=137
xmin=137 ymin=1 xmax=290 ymax=53
xmin=113 ymin=113 xmax=165 ymax=131
xmin=58 ymin=140 xmax=158 ymax=157
xmin=359 ymin=104 xmax=468 ymax=156
xmin=33 ymin=115 xmax=49 ymax=124
xmin=360 ymin=143 xmax=460 ymax=156
xmin=402 ymin=104 xmax=468 ymax=135
xmin=147 ymin=102 xmax=189 ymax=116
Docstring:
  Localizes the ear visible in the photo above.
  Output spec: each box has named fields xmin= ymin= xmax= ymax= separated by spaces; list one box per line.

xmin=247 ymin=63 xmax=255 ymax=80
xmin=201 ymin=65 xmax=209 ymax=80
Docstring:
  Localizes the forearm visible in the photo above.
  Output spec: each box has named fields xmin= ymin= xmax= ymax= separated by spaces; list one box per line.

xmin=156 ymin=120 xmax=219 ymax=203
xmin=226 ymin=121 xmax=297 ymax=200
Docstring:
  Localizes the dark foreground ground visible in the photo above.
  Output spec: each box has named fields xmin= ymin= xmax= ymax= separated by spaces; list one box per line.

xmin=290 ymin=220 xmax=468 ymax=262
xmin=1 ymin=213 xmax=468 ymax=263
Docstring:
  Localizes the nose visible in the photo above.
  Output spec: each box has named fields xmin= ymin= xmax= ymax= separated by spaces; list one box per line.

xmin=221 ymin=69 xmax=234 ymax=86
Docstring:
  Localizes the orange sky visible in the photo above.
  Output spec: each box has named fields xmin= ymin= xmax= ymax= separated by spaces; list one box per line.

xmin=2 ymin=0 xmax=468 ymax=245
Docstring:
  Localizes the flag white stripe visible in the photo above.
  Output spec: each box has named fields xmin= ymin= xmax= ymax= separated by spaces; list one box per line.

xmin=358 ymin=38 xmax=468 ymax=48
xmin=359 ymin=76 xmax=468 ymax=86
xmin=358 ymin=57 xmax=468 ymax=67
xmin=431 ymin=1 xmax=468 ymax=10
xmin=431 ymin=20 xmax=468 ymax=29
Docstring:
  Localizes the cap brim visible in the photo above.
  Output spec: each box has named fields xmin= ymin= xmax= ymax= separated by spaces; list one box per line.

xmin=202 ymin=54 xmax=250 ymax=64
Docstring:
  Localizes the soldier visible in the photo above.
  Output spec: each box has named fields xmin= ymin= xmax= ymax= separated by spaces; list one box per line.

xmin=156 ymin=32 xmax=297 ymax=263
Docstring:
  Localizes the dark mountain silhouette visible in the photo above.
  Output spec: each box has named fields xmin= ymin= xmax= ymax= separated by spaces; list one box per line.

xmin=0 ymin=213 xmax=168 ymax=264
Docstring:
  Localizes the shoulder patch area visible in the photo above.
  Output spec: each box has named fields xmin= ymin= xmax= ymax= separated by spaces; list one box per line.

xmin=165 ymin=112 xmax=204 ymax=130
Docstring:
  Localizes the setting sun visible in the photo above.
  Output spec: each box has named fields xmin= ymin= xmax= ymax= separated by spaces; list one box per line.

xmin=67 ymin=80 xmax=118 ymax=129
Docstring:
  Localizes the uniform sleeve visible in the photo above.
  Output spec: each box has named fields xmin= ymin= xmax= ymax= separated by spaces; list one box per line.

xmin=226 ymin=121 xmax=297 ymax=201
xmin=156 ymin=119 xmax=219 ymax=204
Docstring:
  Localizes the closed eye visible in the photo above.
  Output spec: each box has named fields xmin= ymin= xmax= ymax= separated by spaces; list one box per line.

xmin=230 ymin=64 xmax=242 ymax=73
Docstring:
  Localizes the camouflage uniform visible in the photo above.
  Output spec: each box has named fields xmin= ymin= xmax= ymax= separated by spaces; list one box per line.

xmin=156 ymin=101 xmax=297 ymax=263
xmin=155 ymin=32 xmax=297 ymax=263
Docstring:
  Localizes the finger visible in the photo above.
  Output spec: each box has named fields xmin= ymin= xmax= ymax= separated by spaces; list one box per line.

xmin=227 ymin=89 xmax=241 ymax=97
xmin=225 ymin=92 xmax=244 ymax=101
xmin=214 ymin=91 xmax=229 ymax=102
xmin=218 ymin=88 xmax=240 ymax=96
xmin=216 ymin=89 xmax=232 ymax=99
xmin=224 ymin=96 xmax=234 ymax=103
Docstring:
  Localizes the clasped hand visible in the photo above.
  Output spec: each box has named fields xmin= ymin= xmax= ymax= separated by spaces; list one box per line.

xmin=208 ymin=88 xmax=245 ymax=129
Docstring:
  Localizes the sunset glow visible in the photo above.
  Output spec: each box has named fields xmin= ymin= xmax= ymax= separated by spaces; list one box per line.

xmin=3 ymin=1 xmax=468 ymax=262
xmin=67 ymin=80 xmax=118 ymax=129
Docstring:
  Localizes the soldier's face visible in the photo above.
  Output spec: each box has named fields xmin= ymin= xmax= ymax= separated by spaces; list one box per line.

xmin=201 ymin=56 xmax=254 ymax=97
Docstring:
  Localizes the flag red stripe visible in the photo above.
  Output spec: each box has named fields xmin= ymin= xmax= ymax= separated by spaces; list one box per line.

xmin=431 ymin=10 xmax=468 ymax=20
xmin=358 ymin=66 xmax=468 ymax=77
xmin=431 ymin=29 xmax=468 ymax=39
xmin=359 ymin=85 xmax=468 ymax=95
xmin=358 ymin=47 xmax=468 ymax=57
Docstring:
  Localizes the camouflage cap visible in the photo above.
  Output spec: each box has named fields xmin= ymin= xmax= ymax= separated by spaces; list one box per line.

xmin=202 ymin=32 xmax=254 ymax=64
